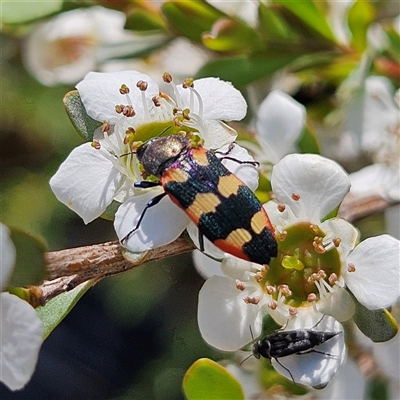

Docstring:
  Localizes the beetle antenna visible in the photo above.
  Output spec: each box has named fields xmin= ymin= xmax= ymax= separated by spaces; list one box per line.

xmin=240 ymin=353 xmax=254 ymax=366
xmin=157 ymin=125 xmax=172 ymax=137
xmin=240 ymin=325 xmax=256 ymax=366
xmin=120 ymin=126 xmax=172 ymax=158
xmin=310 ymin=315 xmax=326 ymax=331
xmin=120 ymin=150 xmax=136 ymax=158
xmin=249 ymin=324 xmax=255 ymax=341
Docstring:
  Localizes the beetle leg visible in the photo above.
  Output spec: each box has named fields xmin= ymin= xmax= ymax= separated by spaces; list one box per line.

xmin=121 ymin=192 xmax=167 ymax=243
xmin=134 ymin=181 xmax=161 ymax=188
xmin=297 ymin=349 xmax=338 ymax=358
xmin=214 ymin=143 xmax=259 ymax=167
xmin=218 ymin=155 xmax=259 ymax=167
xmin=214 ymin=142 xmax=236 ymax=156
xmin=198 ymin=231 xmax=205 ymax=252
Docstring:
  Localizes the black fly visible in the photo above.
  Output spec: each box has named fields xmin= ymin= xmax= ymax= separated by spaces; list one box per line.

xmin=250 ymin=321 xmax=342 ymax=383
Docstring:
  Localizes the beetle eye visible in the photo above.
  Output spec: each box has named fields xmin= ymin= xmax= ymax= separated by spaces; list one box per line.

xmin=136 ymin=144 xmax=146 ymax=161
xmin=252 ymin=344 xmax=261 ymax=359
xmin=137 ymin=139 xmax=156 ymax=161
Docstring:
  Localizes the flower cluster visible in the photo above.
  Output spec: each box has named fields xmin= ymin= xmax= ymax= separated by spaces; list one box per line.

xmin=49 ymin=70 xmax=400 ymax=390
xmin=197 ymin=153 xmax=400 ymax=387
xmin=50 ymin=70 xmax=258 ymax=254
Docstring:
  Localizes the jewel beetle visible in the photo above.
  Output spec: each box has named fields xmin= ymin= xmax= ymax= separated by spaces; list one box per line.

xmin=252 ymin=327 xmax=341 ymax=382
xmin=121 ymin=134 xmax=277 ymax=265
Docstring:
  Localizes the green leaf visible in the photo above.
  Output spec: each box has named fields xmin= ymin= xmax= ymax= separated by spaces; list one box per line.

xmin=196 ymin=55 xmax=297 ymax=89
xmin=63 ymin=90 xmax=102 ymax=142
xmin=296 ymin=126 xmax=320 ymax=154
xmin=162 ymin=0 xmax=224 ymax=42
xmin=202 ymin=18 xmax=261 ymax=53
xmin=1 ymin=0 xmax=63 ymax=24
xmin=348 ymin=0 xmax=375 ymax=52
xmin=183 ymin=358 xmax=244 ymax=400
xmin=365 ymin=377 xmax=389 ymax=400
xmin=272 ymin=0 xmax=337 ymax=44
xmin=36 ymin=280 xmax=96 ymax=339
xmin=101 ymin=200 xmax=120 ymax=221
xmin=258 ymin=2 xmax=294 ymax=41
xmin=353 ymin=302 xmax=398 ymax=342
xmin=8 ymin=227 xmax=47 ymax=287
xmin=125 ymin=9 xmax=166 ymax=32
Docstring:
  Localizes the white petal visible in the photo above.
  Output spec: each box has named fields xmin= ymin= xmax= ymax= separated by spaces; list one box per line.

xmin=272 ymin=317 xmax=345 ymax=388
xmin=49 ymin=143 xmax=122 ymax=223
xmin=0 ymin=293 xmax=43 ymax=391
xmin=328 ymin=1 xmax=354 ymax=45
xmin=198 ymin=275 xmax=262 ymax=351
xmin=187 ymin=223 xmax=225 ymax=260
xmin=255 ymin=90 xmax=305 ymax=161
xmin=210 ymin=0 xmax=258 ymax=26
xmin=282 ymin=307 xmax=323 ymax=331
xmin=218 ymin=143 xmax=259 ymax=191
xmin=76 ymin=70 xmax=159 ymax=124
xmin=362 ymin=76 xmax=398 ymax=153
xmin=192 ymin=250 xmax=224 ymax=279
xmin=114 ymin=189 xmax=190 ymax=252
xmin=317 ymin=286 xmax=356 ymax=322
xmin=201 ymin=120 xmax=237 ymax=150
xmin=316 ymin=358 xmax=366 ymax=400
xmin=90 ymin=6 xmax=132 ymax=42
xmin=263 ymin=200 xmax=294 ymax=228
xmin=272 ymin=154 xmax=350 ymax=220
xmin=0 ymin=224 xmax=16 ymax=291
xmin=221 ymin=256 xmax=262 ymax=282
xmin=177 ymin=77 xmax=247 ymax=121
xmin=350 ymin=164 xmax=400 ymax=201
xmin=346 ymin=235 xmax=400 ymax=309
xmin=320 ymin=218 xmax=359 ymax=259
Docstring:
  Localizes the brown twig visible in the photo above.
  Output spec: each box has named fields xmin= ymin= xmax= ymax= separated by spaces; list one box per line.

xmin=29 ymin=193 xmax=397 ymax=307
xmin=338 ymin=194 xmax=395 ymax=222
xmin=29 ymin=237 xmax=194 ymax=307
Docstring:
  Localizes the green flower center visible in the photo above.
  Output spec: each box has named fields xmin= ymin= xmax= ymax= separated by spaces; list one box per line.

xmin=264 ymin=222 xmax=342 ymax=308
xmin=128 ymin=121 xmax=198 ymax=146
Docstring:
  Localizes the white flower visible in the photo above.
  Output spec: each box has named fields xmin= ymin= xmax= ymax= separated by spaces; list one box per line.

xmin=240 ymin=90 xmax=306 ymax=166
xmin=197 ymin=154 xmax=399 ymax=386
xmin=266 ymin=154 xmax=399 ymax=318
xmin=50 ymin=70 xmax=252 ymax=252
xmin=349 ymin=76 xmax=400 ymax=201
xmin=0 ymin=223 xmax=44 ymax=391
xmin=360 ymin=76 xmax=399 ymax=155
xmin=23 ymin=7 xmax=166 ymax=86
